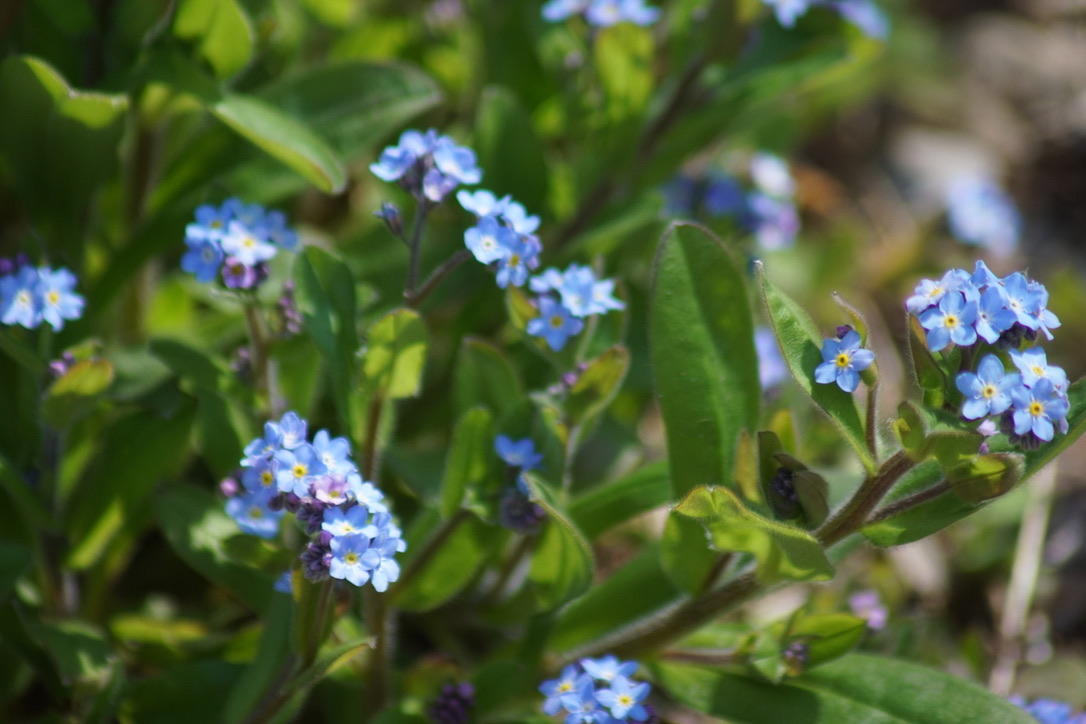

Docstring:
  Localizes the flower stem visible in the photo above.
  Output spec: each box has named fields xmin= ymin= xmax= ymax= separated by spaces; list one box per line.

xmin=388 ymin=509 xmax=472 ymax=602
xmin=484 ymin=533 xmax=536 ymax=604
xmin=406 ymin=250 xmax=472 ymax=309
xmin=866 ymin=479 xmax=949 ymax=525
xmin=363 ymin=588 xmax=390 ymax=722
xmin=404 ymin=201 xmax=431 ymax=298
xmin=816 ymin=450 xmax=914 ymax=547
xmin=303 ymin=579 xmax=335 ymax=667
xmin=865 ymin=380 xmax=880 ymax=461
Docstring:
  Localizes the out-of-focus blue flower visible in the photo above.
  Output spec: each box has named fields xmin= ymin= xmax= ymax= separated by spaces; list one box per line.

xmin=703 ymin=174 xmax=751 ymax=219
xmin=323 ymin=505 xmax=372 ymax=538
xmin=1011 ymin=697 xmax=1086 ymax=724
xmin=945 ymin=175 xmax=1020 ymax=257
xmin=36 ymin=267 xmax=85 ymax=331
xmin=274 ymin=443 xmax=328 ymax=496
xmin=905 ymin=268 xmax=973 ymax=316
xmin=919 ymin=291 xmax=978 ymax=352
xmin=750 ymin=153 xmax=795 ymax=199
xmin=360 ymin=533 xmax=402 ymax=592
xmin=814 ymin=329 xmax=875 ymax=392
xmin=370 ymin=129 xmax=439 ymax=182
xmin=956 ymin=354 xmax=1018 ymax=420
xmin=540 ymin=665 xmax=583 ymax=716
xmin=274 ymin=571 xmax=293 ymax=594
xmin=848 ymin=589 xmax=888 ymax=630
xmin=495 ymin=232 xmax=538 ymax=288
xmin=182 ymin=199 xmax=296 ymax=286
xmin=244 ymin=420 xmax=284 ymax=463
xmin=0 ymin=266 xmax=42 ymax=329
xmin=561 ymin=676 xmax=603 ymax=724
xmin=279 ymin=411 xmax=308 ymax=449
xmin=181 ymin=237 xmax=225 ymax=284
xmin=242 ymin=457 xmax=280 ymax=493
xmin=312 ymin=429 xmax=354 ymax=475
xmin=581 ymin=655 xmax=638 ymax=683
xmin=830 ymin=0 xmax=889 ymax=38
xmin=748 ymin=193 xmax=800 ymax=250
xmin=495 ymin=436 xmax=544 ymax=471
xmin=1027 ymin=278 xmax=1061 ymax=341
xmin=555 ymin=264 xmax=625 ymax=317
xmin=499 ymin=477 xmax=548 ymax=533
xmin=502 ymin=199 xmax=541 ymax=235
xmin=527 ymin=297 xmax=585 ymax=352
xmin=544 ymin=0 xmax=658 ymax=26
xmin=542 ymin=0 xmax=590 ymax=22
xmin=1010 ymin=378 xmax=1070 ymax=442
xmin=329 ymin=533 xmax=373 ymax=587
xmin=661 ymin=176 xmax=699 ymax=216
xmin=372 ymin=129 xmax=481 ymax=203
xmin=220 ymin=221 xmax=278 ymax=267
xmin=428 ymin=683 xmax=476 ymax=724
xmin=457 ymin=189 xmax=507 ymax=218
xmin=595 ymin=676 xmax=650 ymax=721
xmin=540 ymin=656 xmax=653 ymax=724
xmin=763 ymin=0 xmax=816 ymax=27
xmin=756 ymin=326 xmax=788 ymax=389
xmin=226 ymin=487 xmax=284 ymax=539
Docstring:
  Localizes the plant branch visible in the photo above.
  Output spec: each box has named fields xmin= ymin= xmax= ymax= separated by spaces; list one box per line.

xmin=404 ymin=201 xmax=431 ymax=297
xmin=866 ymin=479 xmax=949 ymax=525
xmin=865 ymin=380 xmax=880 ymax=462
xmin=406 ymin=250 xmax=472 ymax=308
xmin=816 ymin=450 xmax=914 ymax=547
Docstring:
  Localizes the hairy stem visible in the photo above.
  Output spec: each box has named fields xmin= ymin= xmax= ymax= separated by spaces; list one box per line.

xmin=816 ymin=450 xmax=914 ymax=547
xmin=865 ymin=380 xmax=880 ymax=462
xmin=867 ymin=479 xmax=949 ymax=525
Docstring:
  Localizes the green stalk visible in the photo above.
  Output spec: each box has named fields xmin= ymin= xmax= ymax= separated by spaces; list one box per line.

xmin=816 ymin=450 xmax=913 ymax=547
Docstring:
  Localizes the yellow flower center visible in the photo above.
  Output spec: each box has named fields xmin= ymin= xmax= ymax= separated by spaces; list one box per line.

xmin=345 ymin=552 xmax=359 ymax=565
xmin=981 ymin=385 xmax=996 ymax=399
xmin=261 ymin=471 xmax=274 ymax=487
xmin=550 ymin=315 xmax=565 ymax=329
xmin=47 ymin=291 xmax=59 ymax=305
xmin=1031 ymin=366 xmax=1045 ymax=377
xmin=944 ymin=314 xmax=958 ymax=328
xmin=249 ymin=506 xmax=264 ymax=519
xmin=835 ymin=353 xmax=850 ymax=368
xmin=1029 ymin=401 xmax=1044 ymax=417
xmin=509 ymin=253 xmax=521 ymax=267
xmin=293 ymin=463 xmax=308 ymax=479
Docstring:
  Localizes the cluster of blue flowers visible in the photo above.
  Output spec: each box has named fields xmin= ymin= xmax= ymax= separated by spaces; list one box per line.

xmin=1010 ymin=697 xmax=1086 ymax=724
xmin=182 ymin=199 xmax=299 ymax=289
xmin=224 ymin=411 xmax=405 ymax=591
xmin=762 ymin=0 xmax=888 ymax=38
xmin=460 ymin=190 xmax=543 ymax=288
xmin=662 ymin=152 xmax=801 ymax=251
xmin=526 ymin=264 xmax=625 ymax=351
xmin=540 ymin=655 xmax=652 ymax=724
xmin=945 ymin=175 xmax=1020 ymax=258
xmin=0 ymin=257 xmax=85 ymax=331
xmin=495 ymin=435 xmax=547 ymax=533
xmin=541 ymin=0 xmax=660 ymax=27
xmin=907 ymin=263 xmax=1069 ymax=448
xmin=815 ymin=328 xmax=875 ymax=393
xmin=370 ymin=128 xmax=482 ymax=203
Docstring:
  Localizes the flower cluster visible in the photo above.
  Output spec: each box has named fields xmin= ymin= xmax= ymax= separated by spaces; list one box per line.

xmin=814 ymin=328 xmax=875 ymax=393
xmin=540 ymin=655 xmax=652 ymax=724
xmin=1010 ymin=697 xmax=1086 ymax=724
xmin=944 ymin=175 xmax=1020 ymax=258
xmin=908 ymin=262 xmax=1060 ymax=352
xmin=182 ymin=199 xmax=298 ymax=289
xmin=428 ymin=683 xmax=475 ymax=724
xmin=526 ymin=264 xmax=625 ymax=351
xmin=0 ymin=257 xmax=85 ymax=331
xmin=460 ymin=190 xmax=543 ymax=288
xmin=541 ymin=0 xmax=659 ymax=27
xmin=908 ymin=263 xmax=1069 ymax=448
xmin=224 ymin=411 xmax=405 ymax=591
xmin=370 ymin=128 xmax=482 ymax=203
xmin=662 ymin=152 xmax=801 ymax=250
xmin=762 ymin=0 xmax=888 ymax=38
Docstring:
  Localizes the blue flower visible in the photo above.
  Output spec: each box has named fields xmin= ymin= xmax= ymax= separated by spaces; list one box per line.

xmin=703 ymin=173 xmax=752 ymax=219
xmin=1026 ymin=278 xmax=1061 ymax=340
xmin=36 ymin=267 xmax=85 ymax=331
xmin=465 ymin=216 xmax=516 ymax=265
xmin=241 ymin=457 xmax=280 ymax=492
xmin=814 ymin=330 xmax=875 ymax=392
xmin=972 ymin=286 xmax=1016 ymax=344
xmin=750 ymin=153 xmax=795 ymax=199
xmin=956 ymin=354 xmax=1018 ymax=420
xmin=274 ymin=571 xmax=293 ymax=594
xmin=905 ymin=268 xmax=973 ymax=316
xmin=370 ymin=129 xmax=439 ymax=181
xmin=560 ymin=676 xmax=603 ymax=724
xmin=542 ymin=0 xmax=590 ymax=22
xmin=360 ymin=533 xmax=402 ymax=592
xmin=226 ymin=487 xmax=285 ymax=539
xmin=581 ymin=655 xmax=638 ymax=682
xmin=494 ymin=233 xmax=538 ymax=288
xmin=243 ymin=420 xmax=284 ymax=464
xmin=181 ymin=237 xmax=224 ymax=284
xmin=220 ymin=220 xmax=278 ymax=267
xmin=527 ymin=297 xmax=585 ymax=352
xmin=274 ymin=442 xmax=327 ymax=496
xmin=457 ymin=189 xmax=507 ymax=218
xmin=830 ymin=0 xmax=889 ymax=38
xmin=1001 ymin=272 xmax=1043 ymax=330
xmin=1011 ymin=696 xmax=1086 ymax=724
xmin=748 ymin=193 xmax=800 ymax=250
xmin=585 ymin=0 xmax=660 ymax=27
xmin=501 ymin=199 xmax=541 ymax=235
xmin=310 ymin=474 xmax=354 ymax=506
xmin=1010 ymin=348 xmax=1068 ymax=393
xmin=540 ymin=665 xmax=583 ymax=716
xmin=495 ymin=435 xmax=544 ymax=471
xmin=329 ymin=533 xmax=374 ymax=587
xmin=556 ymin=264 xmax=624 ymax=317
xmin=349 ymin=476 xmax=389 ymax=514
xmin=278 ymin=411 xmax=308 ymax=449
xmin=0 ymin=266 xmax=41 ymax=328
xmin=311 ymin=429 xmax=355 ymax=475
xmin=595 ymin=675 xmax=650 ymax=721
xmin=756 ymin=326 xmax=788 ymax=389
xmin=1010 ymin=378 xmax=1070 ymax=442
xmin=322 ymin=505 xmax=371 ymax=537
xmin=919 ymin=291 xmax=978 ymax=352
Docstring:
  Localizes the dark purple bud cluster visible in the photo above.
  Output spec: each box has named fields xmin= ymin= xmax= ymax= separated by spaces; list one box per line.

xmin=428 ymin=682 xmax=475 ymax=724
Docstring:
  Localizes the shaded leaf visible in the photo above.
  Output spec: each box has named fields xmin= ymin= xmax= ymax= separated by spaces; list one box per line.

xmin=173 ymin=0 xmax=254 ymax=79
xmin=41 ymin=359 xmax=114 ymax=429
xmin=524 ymin=477 xmax=594 ymax=611
xmin=474 ymin=85 xmax=549 ymax=214
xmin=441 ymin=408 xmax=495 ymax=518
xmin=395 ymin=511 xmax=502 ymax=612
xmin=947 ymin=453 xmax=1024 ymax=503
xmin=568 ymin=460 xmax=671 ymax=540
xmin=660 ymin=514 xmax=721 ymax=595
xmin=361 ymin=308 xmax=428 ymax=400
xmin=453 ymin=337 xmax=523 ymax=419
xmin=566 ymin=345 xmax=629 ymax=429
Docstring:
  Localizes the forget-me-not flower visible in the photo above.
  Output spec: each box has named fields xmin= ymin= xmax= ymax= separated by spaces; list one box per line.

xmin=814 ymin=329 xmax=875 ymax=392
xmin=956 ymin=354 xmax=1018 ymax=420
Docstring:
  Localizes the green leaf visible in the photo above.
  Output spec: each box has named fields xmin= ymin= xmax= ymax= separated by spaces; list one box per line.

xmin=892 ymin=401 xmax=927 ymax=457
xmin=173 ymin=0 xmax=254 ymax=78
xmin=593 ymin=23 xmax=654 ymax=121
xmin=66 ymin=404 xmax=196 ymax=570
xmin=655 ymin=654 xmax=1036 ymax=724
xmin=154 ymin=485 xmax=275 ymax=614
xmin=28 ymin=620 xmax=116 ymax=687
xmin=860 ymin=461 xmax=961 ymax=547
xmin=395 ymin=511 xmax=502 ymax=612
xmin=295 ymin=247 xmax=358 ymax=434
xmin=660 ymin=514 xmax=721 ymax=595
xmin=757 ymin=263 xmax=874 ymax=472
xmin=524 ymin=477 xmax=595 ymax=611
xmin=947 ymin=453 xmax=1024 ymax=503
xmin=361 ymin=308 xmax=428 ymax=400
xmin=906 ymin=315 xmax=947 ymax=409
xmin=674 ymin=486 xmax=834 ymax=583
xmin=289 ymin=637 xmax=373 ymax=695
xmin=650 ymin=223 xmax=760 ymax=498
xmin=552 ymin=545 xmax=681 ymax=653
xmin=453 ymin=337 xmax=524 ymax=419
xmin=0 ymin=542 xmax=32 ymax=605
xmin=474 ymin=85 xmax=549 ymax=214
xmin=124 ymin=661 xmax=245 ymax=724
xmin=41 ymin=359 xmax=114 ymax=429
xmin=441 ymin=408 xmax=495 ymax=518
xmin=785 ymin=614 xmax=868 ymax=671
xmin=211 ymin=93 xmax=346 ymax=193
xmin=568 ymin=460 xmax=671 ymax=540
xmin=566 ymin=345 xmax=629 ymax=429
xmin=0 ymin=56 xmax=128 ymax=250
xmin=223 ymin=594 xmax=293 ymax=724
xmin=1022 ymin=378 xmax=1086 ymax=480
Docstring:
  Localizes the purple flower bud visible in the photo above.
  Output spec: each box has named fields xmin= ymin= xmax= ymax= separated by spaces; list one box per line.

xmin=428 ymin=683 xmax=475 ymax=724
xmin=220 ymin=477 xmax=240 ymax=497
xmin=375 ymin=202 xmax=405 ymax=238
xmin=301 ymin=540 xmax=332 ymax=582
xmin=48 ymin=351 xmax=77 ymax=378
xmin=836 ymin=324 xmax=854 ymax=339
